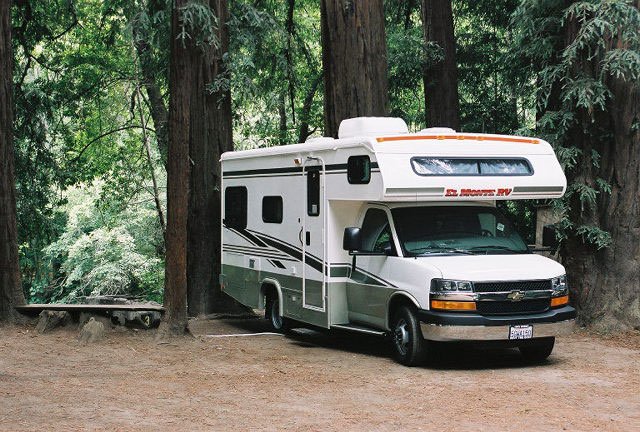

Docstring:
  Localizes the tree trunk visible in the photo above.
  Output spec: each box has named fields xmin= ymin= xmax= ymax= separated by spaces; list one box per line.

xmin=0 ymin=0 xmax=26 ymax=322
xmin=321 ymin=0 xmax=389 ymax=138
xmin=421 ymin=0 xmax=460 ymax=130
xmin=186 ymin=0 xmax=245 ymax=316
xmin=162 ymin=0 xmax=192 ymax=334
xmin=561 ymin=5 xmax=640 ymax=331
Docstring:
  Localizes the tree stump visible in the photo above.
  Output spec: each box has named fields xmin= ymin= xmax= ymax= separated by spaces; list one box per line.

xmin=36 ymin=310 xmax=71 ymax=334
xmin=78 ymin=317 xmax=105 ymax=344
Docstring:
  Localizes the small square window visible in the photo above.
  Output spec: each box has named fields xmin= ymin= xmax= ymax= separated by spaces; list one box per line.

xmin=262 ymin=196 xmax=283 ymax=223
xmin=348 ymin=155 xmax=371 ymax=184
xmin=224 ymin=186 xmax=247 ymax=230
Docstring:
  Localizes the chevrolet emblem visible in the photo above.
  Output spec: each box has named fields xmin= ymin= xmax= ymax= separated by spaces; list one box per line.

xmin=507 ymin=290 xmax=525 ymax=301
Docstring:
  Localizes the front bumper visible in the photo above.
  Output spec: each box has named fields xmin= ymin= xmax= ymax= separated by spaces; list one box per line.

xmin=418 ymin=305 xmax=576 ymax=341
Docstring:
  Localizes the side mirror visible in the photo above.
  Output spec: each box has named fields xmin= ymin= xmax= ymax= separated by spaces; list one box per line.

xmin=542 ymin=224 xmax=559 ymax=249
xmin=343 ymin=227 xmax=362 ymax=252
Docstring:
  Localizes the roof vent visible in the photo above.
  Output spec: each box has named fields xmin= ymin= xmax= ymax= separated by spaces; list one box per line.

xmin=419 ymin=127 xmax=457 ymax=134
xmin=338 ymin=117 xmax=409 ymax=139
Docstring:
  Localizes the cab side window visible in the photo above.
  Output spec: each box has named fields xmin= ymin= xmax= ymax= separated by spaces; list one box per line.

xmin=360 ymin=208 xmax=395 ymax=255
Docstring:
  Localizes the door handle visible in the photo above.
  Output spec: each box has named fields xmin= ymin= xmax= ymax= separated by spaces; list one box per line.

xmin=298 ymin=227 xmax=303 ymax=245
xmin=306 ymin=231 xmax=311 ymax=246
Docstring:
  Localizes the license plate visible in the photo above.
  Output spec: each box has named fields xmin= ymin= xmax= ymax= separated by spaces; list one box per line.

xmin=509 ymin=325 xmax=533 ymax=340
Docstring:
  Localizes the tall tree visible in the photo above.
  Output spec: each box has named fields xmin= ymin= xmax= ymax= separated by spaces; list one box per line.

xmin=186 ymin=0 xmax=238 ymax=316
xmin=422 ymin=0 xmax=460 ymax=129
xmin=0 ymin=0 xmax=26 ymax=321
xmin=513 ymin=0 xmax=640 ymax=330
xmin=162 ymin=0 xmax=192 ymax=334
xmin=321 ymin=0 xmax=389 ymax=137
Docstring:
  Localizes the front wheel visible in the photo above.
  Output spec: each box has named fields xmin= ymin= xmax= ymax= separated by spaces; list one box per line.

xmin=391 ymin=306 xmax=426 ymax=366
xmin=519 ymin=337 xmax=555 ymax=362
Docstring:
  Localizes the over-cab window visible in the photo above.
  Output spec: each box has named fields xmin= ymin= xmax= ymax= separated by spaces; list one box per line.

xmin=347 ymin=155 xmax=371 ymax=184
xmin=411 ymin=157 xmax=533 ymax=176
xmin=262 ymin=196 xmax=283 ymax=224
xmin=225 ymin=186 xmax=247 ymax=229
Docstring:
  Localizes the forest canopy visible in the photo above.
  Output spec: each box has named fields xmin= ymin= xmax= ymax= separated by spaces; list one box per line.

xmin=5 ymin=0 xmax=639 ymax=330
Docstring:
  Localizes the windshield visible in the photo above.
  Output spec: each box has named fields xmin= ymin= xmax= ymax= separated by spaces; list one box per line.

xmin=391 ymin=206 xmax=530 ymax=256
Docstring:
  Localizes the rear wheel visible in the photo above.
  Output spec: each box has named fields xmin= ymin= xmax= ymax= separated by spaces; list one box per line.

xmin=266 ymin=294 xmax=290 ymax=333
xmin=391 ymin=306 xmax=426 ymax=366
xmin=519 ymin=337 xmax=555 ymax=362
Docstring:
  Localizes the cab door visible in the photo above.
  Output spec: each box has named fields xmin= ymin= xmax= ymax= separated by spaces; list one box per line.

xmin=346 ymin=207 xmax=398 ymax=328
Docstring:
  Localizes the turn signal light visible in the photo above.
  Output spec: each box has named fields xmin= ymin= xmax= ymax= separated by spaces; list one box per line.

xmin=551 ymin=295 xmax=569 ymax=307
xmin=430 ymin=300 xmax=476 ymax=311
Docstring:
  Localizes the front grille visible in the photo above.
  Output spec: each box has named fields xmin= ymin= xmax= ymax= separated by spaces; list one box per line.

xmin=474 ymin=280 xmax=552 ymax=293
xmin=476 ymin=299 xmax=550 ymax=315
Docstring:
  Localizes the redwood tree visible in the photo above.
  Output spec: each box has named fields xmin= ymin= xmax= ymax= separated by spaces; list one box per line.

xmin=163 ymin=0 xmax=191 ymax=334
xmin=421 ymin=0 xmax=460 ymax=129
xmin=163 ymin=0 xmax=239 ymax=324
xmin=0 ymin=0 xmax=26 ymax=321
xmin=321 ymin=0 xmax=389 ymax=137
xmin=186 ymin=0 xmax=238 ymax=316
xmin=513 ymin=1 xmax=639 ymax=330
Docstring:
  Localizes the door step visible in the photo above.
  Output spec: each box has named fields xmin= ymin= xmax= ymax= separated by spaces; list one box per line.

xmin=331 ymin=323 xmax=387 ymax=337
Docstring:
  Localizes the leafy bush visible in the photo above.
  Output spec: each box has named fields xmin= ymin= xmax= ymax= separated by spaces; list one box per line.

xmin=38 ymin=181 xmax=164 ymax=303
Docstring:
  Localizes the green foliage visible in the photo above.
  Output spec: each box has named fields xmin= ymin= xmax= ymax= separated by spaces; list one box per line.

xmin=511 ymin=0 xmax=639 ymax=250
xmin=13 ymin=0 xmax=167 ymax=302
xmin=385 ymin=3 xmax=434 ymax=130
xmin=177 ymin=1 xmax=219 ymax=49
xmin=455 ymin=0 xmax=528 ymax=134
xmin=228 ymin=0 xmax=323 ymax=147
xmin=39 ymin=182 xmax=164 ymax=303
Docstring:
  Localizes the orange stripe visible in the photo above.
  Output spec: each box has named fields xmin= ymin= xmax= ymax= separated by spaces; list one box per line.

xmin=376 ymin=135 xmax=539 ymax=144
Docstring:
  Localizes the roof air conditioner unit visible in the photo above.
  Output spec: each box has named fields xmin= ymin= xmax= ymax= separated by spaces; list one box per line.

xmin=338 ymin=117 xmax=409 ymax=139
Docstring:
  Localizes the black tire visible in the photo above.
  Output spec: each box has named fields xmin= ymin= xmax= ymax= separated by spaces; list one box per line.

xmin=266 ymin=294 xmax=291 ymax=333
xmin=519 ymin=337 xmax=555 ymax=362
xmin=391 ymin=306 xmax=426 ymax=366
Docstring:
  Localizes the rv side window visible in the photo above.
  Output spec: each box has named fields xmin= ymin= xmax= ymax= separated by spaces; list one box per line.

xmin=262 ymin=196 xmax=283 ymax=223
xmin=307 ymin=168 xmax=320 ymax=216
xmin=347 ymin=155 xmax=371 ymax=184
xmin=411 ymin=157 xmax=533 ymax=176
xmin=225 ymin=186 xmax=247 ymax=229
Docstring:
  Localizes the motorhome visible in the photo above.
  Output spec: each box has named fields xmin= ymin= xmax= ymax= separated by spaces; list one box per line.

xmin=220 ymin=117 xmax=576 ymax=366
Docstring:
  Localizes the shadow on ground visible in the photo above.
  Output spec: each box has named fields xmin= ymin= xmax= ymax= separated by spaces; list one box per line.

xmin=201 ymin=317 xmax=563 ymax=371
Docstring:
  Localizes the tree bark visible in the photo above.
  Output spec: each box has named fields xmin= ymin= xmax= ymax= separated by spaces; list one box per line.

xmin=321 ymin=0 xmax=389 ymax=138
xmin=162 ymin=0 xmax=192 ymax=334
xmin=186 ymin=0 xmax=245 ymax=316
xmin=421 ymin=0 xmax=460 ymax=130
xmin=561 ymin=5 xmax=640 ymax=331
xmin=0 ymin=0 xmax=26 ymax=322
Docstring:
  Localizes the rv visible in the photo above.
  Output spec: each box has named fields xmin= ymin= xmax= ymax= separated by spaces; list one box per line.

xmin=220 ymin=117 xmax=576 ymax=366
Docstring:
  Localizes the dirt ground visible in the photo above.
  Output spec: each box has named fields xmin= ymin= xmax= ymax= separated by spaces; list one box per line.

xmin=0 ymin=317 xmax=639 ymax=432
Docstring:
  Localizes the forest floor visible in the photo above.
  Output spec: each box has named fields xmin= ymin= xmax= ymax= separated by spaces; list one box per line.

xmin=0 ymin=317 xmax=638 ymax=432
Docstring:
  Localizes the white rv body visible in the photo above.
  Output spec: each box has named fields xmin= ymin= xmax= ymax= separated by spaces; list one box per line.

xmin=220 ymin=118 xmax=575 ymax=364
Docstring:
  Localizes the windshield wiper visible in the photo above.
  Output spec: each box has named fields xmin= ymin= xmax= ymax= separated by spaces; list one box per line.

xmin=409 ymin=246 xmax=475 ymax=256
xmin=468 ymin=245 xmax=527 ymax=254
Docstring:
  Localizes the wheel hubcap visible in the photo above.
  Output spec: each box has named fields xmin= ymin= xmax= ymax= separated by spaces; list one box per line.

xmin=394 ymin=319 xmax=409 ymax=355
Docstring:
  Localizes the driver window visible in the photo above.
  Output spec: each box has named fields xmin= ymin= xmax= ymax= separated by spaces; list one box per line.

xmin=361 ymin=208 xmax=395 ymax=254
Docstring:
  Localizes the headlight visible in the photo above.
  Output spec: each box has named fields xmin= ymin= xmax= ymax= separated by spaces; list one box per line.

xmin=431 ymin=279 xmax=473 ymax=292
xmin=551 ymin=274 xmax=568 ymax=292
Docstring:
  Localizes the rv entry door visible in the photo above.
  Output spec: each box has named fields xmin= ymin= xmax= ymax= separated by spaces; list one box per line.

xmin=302 ymin=157 xmax=326 ymax=312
